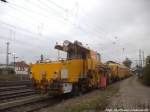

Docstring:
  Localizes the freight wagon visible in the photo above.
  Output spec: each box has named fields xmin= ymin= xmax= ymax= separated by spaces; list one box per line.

xmin=106 ymin=61 xmax=132 ymax=82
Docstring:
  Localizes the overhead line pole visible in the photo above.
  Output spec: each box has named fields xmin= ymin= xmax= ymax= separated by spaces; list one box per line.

xmin=142 ymin=51 xmax=145 ymax=67
xmin=13 ymin=53 xmax=18 ymax=69
xmin=139 ymin=49 xmax=142 ymax=67
xmin=6 ymin=42 xmax=10 ymax=67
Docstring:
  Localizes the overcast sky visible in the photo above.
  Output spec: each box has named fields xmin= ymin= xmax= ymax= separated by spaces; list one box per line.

xmin=0 ymin=0 xmax=150 ymax=66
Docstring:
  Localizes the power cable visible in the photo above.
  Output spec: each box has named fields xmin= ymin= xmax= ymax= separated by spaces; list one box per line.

xmin=33 ymin=0 xmax=107 ymax=39
xmin=2 ymin=0 xmax=113 ymax=45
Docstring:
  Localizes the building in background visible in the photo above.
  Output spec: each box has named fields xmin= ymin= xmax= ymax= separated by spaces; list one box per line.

xmin=14 ymin=61 xmax=29 ymax=75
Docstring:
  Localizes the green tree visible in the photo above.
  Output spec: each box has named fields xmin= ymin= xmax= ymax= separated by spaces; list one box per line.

xmin=123 ymin=58 xmax=132 ymax=68
xmin=143 ymin=56 xmax=150 ymax=86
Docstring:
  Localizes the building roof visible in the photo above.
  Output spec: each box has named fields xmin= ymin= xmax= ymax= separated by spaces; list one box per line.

xmin=15 ymin=61 xmax=29 ymax=68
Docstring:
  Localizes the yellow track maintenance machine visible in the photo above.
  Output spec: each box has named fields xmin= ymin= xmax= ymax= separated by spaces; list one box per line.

xmin=31 ymin=40 xmax=108 ymax=95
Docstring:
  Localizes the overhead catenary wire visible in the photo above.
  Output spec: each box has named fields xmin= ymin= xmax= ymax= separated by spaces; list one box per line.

xmin=7 ymin=0 xmax=69 ymax=24
xmin=0 ymin=20 xmax=48 ymax=42
xmin=31 ymin=0 xmax=106 ymax=38
xmin=48 ymin=0 xmax=116 ymax=42
xmin=47 ymin=0 xmax=69 ymax=12
xmin=76 ymin=3 xmax=117 ymax=40
xmin=0 ymin=2 xmax=41 ymax=25
xmin=38 ymin=0 xmax=109 ymax=39
xmin=0 ymin=1 xmax=76 ymax=38
xmin=11 ymin=0 xmax=108 ymax=39
xmin=0 ymin=34 xmax=44 ymax=48
xmin=1 ymin=0 xmax=111 ymax=42
xmin=0 ymin=21 xmax=53 ymax=53
xmin=1 ymin=0 xmax=70 ymax=35
xmin=0 ymin=0 xmax=122 ymax=61
xmin=0 ymin=0 xmax=67 ymax=32
xmin=2 ymin=0 xmax=117 ymax=42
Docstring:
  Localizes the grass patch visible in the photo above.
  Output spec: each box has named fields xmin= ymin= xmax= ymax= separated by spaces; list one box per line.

xmin=0 ymin=74 xmax=16 ymax=81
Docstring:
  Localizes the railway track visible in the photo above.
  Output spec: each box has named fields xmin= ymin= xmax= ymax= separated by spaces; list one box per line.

xmin=0 ymin=80 xmax=71 ymax=112
xmin=2 ymin=96 xmax=62 ymax=112
xmin=0 ymin=80 xmax=65 ymax=112
xmin=0 ymin=90 xmax=37 ymax=101
xmin=0 ymin=85 xmax=28 ymax=91
xmin=0 ymin=80 xmax=35 ymax=102
xmin=0 ymin=80 xmax=32 ymax=87
xmin=0 ymin=93 xmax=65 ymax=112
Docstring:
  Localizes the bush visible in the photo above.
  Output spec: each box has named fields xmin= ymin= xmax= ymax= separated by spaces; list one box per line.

xmin=143 ymin=56 xmax=150 ymax=86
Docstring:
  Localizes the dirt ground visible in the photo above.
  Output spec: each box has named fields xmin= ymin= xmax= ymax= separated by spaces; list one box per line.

xmin=37 ymin=76 xmax=150 ymax=112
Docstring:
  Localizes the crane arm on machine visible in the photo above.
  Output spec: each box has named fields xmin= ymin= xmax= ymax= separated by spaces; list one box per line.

xmin=55 ymin=40 xmax=90 ymax=60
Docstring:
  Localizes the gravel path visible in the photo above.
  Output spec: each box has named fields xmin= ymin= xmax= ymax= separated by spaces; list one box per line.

xmin=107 ymin=76 xmax=150 ymax=111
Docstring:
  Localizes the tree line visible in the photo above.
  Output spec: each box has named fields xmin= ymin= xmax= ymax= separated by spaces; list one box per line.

xmin=143 ymin=56 xmax=150 ymax=86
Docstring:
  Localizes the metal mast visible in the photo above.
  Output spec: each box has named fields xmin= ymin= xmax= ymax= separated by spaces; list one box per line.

xmin=6 ymin=42 xmax=10 ymax=67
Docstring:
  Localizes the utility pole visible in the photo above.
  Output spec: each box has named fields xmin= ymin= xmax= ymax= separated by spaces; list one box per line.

xmin=142 ymin=51 xmax=145 ymax=67
xmin=40 ymin=54 xmax=43 ymax=62
xmin=122 ymin=48 xmax=125 ymax=61
xmin=6 ymin=42 xmax=10 ymax=67
xmin=13 ymin=53 xmax=18 ymax=69
xmin=139 ymin=49 xmax=142 ymax=67
xmin=56 ymin=42 xmax=60 ymax=61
